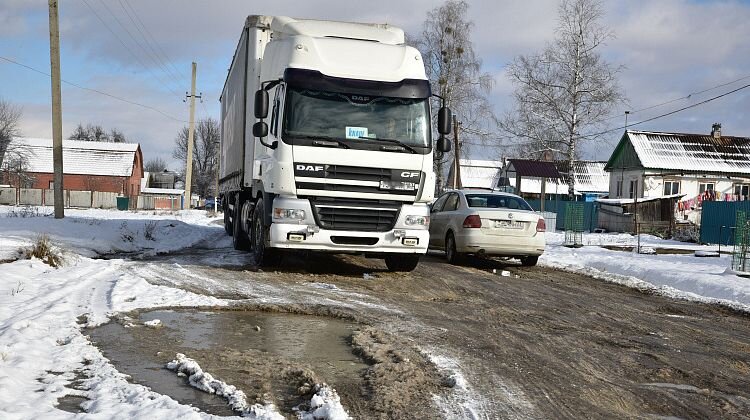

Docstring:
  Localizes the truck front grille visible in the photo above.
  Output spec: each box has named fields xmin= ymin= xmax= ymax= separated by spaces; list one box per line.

xmin=309 ymin=197 xmax=401 ymax=232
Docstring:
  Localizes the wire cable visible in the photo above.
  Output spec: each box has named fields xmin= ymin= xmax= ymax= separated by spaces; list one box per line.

xmin=81 ymin=0 xmax=184 ymax=101
xmin=0 ymin=55 xmax=187 ymax=123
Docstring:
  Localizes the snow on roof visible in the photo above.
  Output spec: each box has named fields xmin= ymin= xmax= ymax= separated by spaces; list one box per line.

xmin=561 ymin=161 xmax=610 ymax=193
xmin=508 ymin=177 xmax=580 ymax=195
xmin=140 ymin=187 xmax=184 ymax=195
xmin=455 ymin=159 xmax=503 ymax=189
xmin=627 ymin=130 xmax=750 ymax=174
xmin=10 ymin=137 xmax=140 ymax=177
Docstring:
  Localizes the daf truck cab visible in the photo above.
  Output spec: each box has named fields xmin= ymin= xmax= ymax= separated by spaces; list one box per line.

xmin=220 ymin=16 xmax=451 ymax=271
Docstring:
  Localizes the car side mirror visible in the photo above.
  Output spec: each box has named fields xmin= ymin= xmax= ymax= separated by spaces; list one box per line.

xmin=437 ymin=136 xmax=451 ymax=153
xmin=254 ymin=90 xmax=269 ymax=119
xmin=437 ymin=106 xmax=451 ymax=135
xmin=253 ymin=121 xmax=268 ymax=138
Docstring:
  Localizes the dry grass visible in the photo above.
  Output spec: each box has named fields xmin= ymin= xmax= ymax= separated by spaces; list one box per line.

xmin=18 ymin=235 xmax=63 ymax=267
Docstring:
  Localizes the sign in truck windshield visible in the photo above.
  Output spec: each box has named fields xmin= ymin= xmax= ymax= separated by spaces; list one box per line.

xmin=283 ymin=88 xmax=430 ymax=148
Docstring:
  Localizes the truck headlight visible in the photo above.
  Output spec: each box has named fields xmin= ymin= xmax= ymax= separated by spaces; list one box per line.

xmin=405 ymin=215 xmax=429 ymax=228
xmin=273 ymin=208 xmax=306 ymax=221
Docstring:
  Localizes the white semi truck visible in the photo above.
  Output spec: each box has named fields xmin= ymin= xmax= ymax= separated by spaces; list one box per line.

xmin=219 ymin=15 xmax=451 ymax=271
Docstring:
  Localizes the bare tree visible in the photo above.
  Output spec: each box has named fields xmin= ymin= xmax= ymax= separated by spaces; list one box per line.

xmin=415 ymin=0 xmax=495 ymax=192
xmin=501 ymin=0 xmax=625 ymax=199
xmin=173 ymin=118 xmax=219 ymax=198
xmin=68 ymin=123 xmax=130 ymax=143
xmin=145 ymin=157 xmax=168 ymax=173
xmin=0 ymin=98 xmax=22 ymax=172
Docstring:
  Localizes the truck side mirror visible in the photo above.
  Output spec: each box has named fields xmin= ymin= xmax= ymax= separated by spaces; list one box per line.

xmin=437 ymin=136 xmax=451 ymax=153
xmin=437 ymin=107 xmax=451 ymax=135
xmin=254 ymin=90 xmax=269 ymax=119
xmin=253 ymin=121 xmax=268 ymax=138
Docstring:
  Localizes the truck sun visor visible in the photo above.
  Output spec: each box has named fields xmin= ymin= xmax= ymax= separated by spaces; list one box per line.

xmin=283 ymin=68 xmax=431 ymax=99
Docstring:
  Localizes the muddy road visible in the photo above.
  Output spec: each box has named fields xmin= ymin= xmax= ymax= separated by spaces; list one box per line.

xmin=95 ymin=236 xmax=750 ymax=419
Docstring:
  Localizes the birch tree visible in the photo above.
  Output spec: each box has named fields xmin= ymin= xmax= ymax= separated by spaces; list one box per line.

xmin=415 ymin=0 xmax=495 ymax=191
xmin=501 ymin=0 xmax=625 ymax=199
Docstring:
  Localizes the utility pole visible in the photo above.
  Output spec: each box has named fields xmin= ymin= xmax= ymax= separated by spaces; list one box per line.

xmin=452 ymin=115 xmax=462 ymax=190
xmin=48 ymin=0 xmax=64 ymax=219
xmin=184 ymin=62 xmax=198 ymax=209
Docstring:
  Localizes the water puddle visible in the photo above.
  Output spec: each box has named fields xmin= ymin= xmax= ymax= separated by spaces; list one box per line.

xmin=89 ymin=309 xmax=368 ymax=417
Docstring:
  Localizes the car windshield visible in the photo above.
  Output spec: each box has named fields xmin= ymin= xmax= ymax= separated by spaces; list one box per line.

xmin=465 ymin=194 xmax=533 ymax=211
xmin=283 ymin=88 xmax=430 ymax=147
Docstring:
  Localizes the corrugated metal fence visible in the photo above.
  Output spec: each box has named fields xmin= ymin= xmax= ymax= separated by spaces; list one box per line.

xmin=699 ymin=201 xmax=750 ymax=245
xmin=526 ymin=199 xmax=599 ymax=232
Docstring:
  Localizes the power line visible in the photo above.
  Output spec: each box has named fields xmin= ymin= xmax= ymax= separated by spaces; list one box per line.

xmin=116 ymin=0 xmax=186 ymax=87
xmin=80 ymin=0 xmax=183 ymax=101
xmin=606 ymin=73 xmax=750 ymax=121
xmin=584 ymin=83 xmax=750 ymax=139
xmin=0 ymin=55 xmax=187 ymax=123
xmin=122 ymin=0 xmax=186 ymax=85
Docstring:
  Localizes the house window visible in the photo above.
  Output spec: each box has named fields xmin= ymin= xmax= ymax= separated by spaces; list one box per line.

xmin=49 ymin=181 xmax=54 ymax=189
xmin=663 ymin=180 xmax=680 ymax=195
xmin=699 ymin=183 xmax=714 ymax=194
xmin=735 ymin=184 xmax=750 ymax=200
xmin=629 ymin=180 xmax=638 ymax=198
xmin=616 ymin=180 xmax=623 ymax=197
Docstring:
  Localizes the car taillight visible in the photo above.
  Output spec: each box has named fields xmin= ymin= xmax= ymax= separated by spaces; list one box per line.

xmin=536 ymin=218 xmax=546 ymax=232
xmin=463 ymin=215 xmax=482 ymax=228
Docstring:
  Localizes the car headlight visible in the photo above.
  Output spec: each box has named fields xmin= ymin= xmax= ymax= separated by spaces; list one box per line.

xmin=405 ymin=214 xmax=429 ymax=228
xmin=273 ymin=208 xmax=306 ymax=221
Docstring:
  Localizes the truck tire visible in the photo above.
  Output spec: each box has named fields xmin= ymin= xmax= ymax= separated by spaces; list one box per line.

xmin=232 ymin=195 xmax=249 ymax=250
xmin=249 ymin=197 xmax=281 ymax=267
xmin=384 ymin=254 xmax=420 ymax=272
xmin=223 ymin=199 xmax=232 ymax=235
xmin=520 ymin=256 xmax=539 ymax=266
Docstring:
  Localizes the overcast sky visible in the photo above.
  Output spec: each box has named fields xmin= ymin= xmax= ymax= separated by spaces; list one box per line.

xmin=1 ymin=0 xmax=749 ymax=167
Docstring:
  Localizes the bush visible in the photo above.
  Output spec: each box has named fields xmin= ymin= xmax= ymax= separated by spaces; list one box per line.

xmin=18 ymin=235 xmax=63 ymax=267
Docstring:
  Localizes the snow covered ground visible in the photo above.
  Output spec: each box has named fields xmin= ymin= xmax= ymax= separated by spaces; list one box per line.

xmin=541 ymin=231 xmax=750 ymax=311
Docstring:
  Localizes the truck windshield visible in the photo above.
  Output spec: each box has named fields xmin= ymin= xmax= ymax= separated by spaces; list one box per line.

xmin=283 ymin=88 xmax=430 ymax=149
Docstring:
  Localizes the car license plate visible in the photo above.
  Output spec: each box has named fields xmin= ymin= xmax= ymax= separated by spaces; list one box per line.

xmin=495 ymin=220 xmax=523 ymax=229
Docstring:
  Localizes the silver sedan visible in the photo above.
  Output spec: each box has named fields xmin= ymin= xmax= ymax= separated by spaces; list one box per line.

xmin=428 ymin=190 xmax=546 ymax=265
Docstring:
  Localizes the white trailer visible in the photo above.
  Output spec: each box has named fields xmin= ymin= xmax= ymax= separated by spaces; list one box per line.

xmin=219 ymin=15 xmax=451 ymax=271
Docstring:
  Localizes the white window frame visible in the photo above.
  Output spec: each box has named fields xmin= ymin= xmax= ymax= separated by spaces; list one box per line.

xmin=629 ymin=180 xmax=638 ymax=199
xmin=663 ymin=180 xmax=680 ymax=195
xmin=699 ymin=182 xmax=714 ymax=194
xmin=615 ymin=180 xmax=623 ymax=197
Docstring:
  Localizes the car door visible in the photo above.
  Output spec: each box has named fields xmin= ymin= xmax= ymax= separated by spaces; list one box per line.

xmin=429 ymin=193 xmax=450 ymax=247
xmin=440 ymin=193 xmax=461 ymax=242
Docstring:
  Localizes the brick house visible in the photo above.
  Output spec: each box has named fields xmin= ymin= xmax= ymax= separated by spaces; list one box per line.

xmin=5 ymin=137 xmax=143 ymax=197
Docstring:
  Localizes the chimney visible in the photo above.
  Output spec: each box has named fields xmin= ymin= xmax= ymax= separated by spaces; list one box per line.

xmin=711 ymin=123 xmax=722 ymax=139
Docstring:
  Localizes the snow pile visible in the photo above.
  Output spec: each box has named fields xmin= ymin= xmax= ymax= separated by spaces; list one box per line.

xmin=166 ymin=353 xmax=284 ymax=419
xmin=0 ymin=206 xmax=222 ymax=258
xmin=296 ymin=384 xmax=350 ymax=420
xmin=144 ymin=319 xmax=162 ymax=327
xmin=542 ymin=231 xmax=750 ymax=310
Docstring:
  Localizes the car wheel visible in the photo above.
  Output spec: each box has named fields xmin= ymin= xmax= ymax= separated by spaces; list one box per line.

xmin=520 ymin=256 xmax=539 ymax=266
xmin=249 ymin=197 xmax=281 ymax=267
xmin=232 ymin=195 xmax=249 ymax=250
xmin=445 ymin=232 xmax=462 ymax=265
xmin=384 ymin=254 xmax=420 ymax=272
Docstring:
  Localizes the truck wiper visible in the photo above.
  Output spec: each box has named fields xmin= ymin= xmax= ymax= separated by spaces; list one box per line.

xmin=358 ymin=136 xmax=420 ymax=154
xmin=299 ymin=135 xmax=350 ymax=149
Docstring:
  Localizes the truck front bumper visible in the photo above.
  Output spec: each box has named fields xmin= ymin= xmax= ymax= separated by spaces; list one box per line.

xmin=268 ymin=196 xmax=429 ymax=254
xmin=269 ymin=224 xmax=429 ymax=253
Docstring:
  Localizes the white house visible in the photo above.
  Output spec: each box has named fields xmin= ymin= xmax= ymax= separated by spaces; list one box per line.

xmin=605 ymin=125 xmax=750 ymax=221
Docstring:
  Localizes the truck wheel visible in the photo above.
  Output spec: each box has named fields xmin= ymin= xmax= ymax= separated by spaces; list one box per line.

xmin=384 ymin=254 xmax=420 ymax=272
xmin=520 ymin=256 xmax=539 ymax=266
xmin=249 ymin=197 xmax=281 ymax=267
xmin=223 ymin=199 xmax=232 ymax=235
xmin=232 ymin=195 xmax=249 ymax=250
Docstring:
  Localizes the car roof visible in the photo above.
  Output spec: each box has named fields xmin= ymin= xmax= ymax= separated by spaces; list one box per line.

xmin=446 ymin=189 xmax=525 ymax=200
